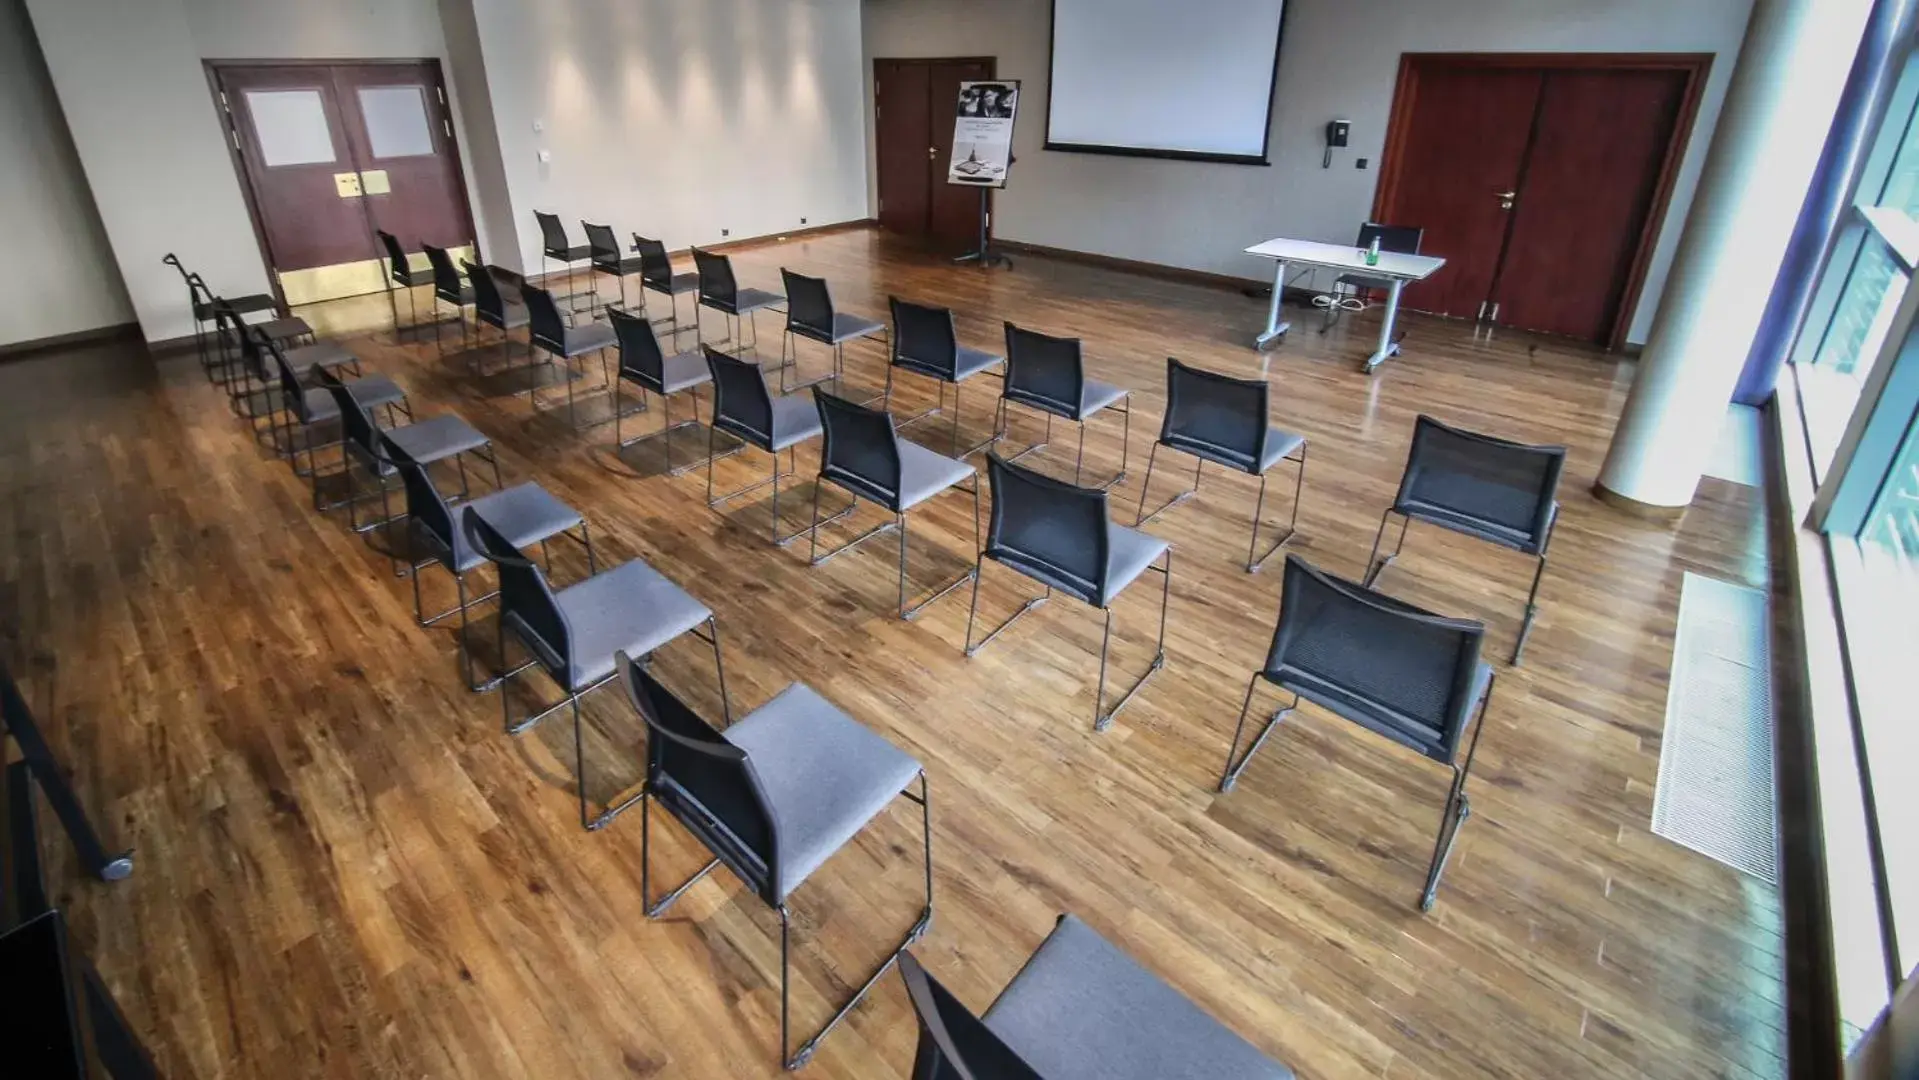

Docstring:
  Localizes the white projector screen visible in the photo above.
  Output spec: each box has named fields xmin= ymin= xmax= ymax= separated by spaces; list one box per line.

xmin=1046 ymin=0 xmax=1286 ymax=164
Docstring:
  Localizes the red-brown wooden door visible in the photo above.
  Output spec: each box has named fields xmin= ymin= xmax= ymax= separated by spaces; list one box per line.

xmin=330 ymin=63 xmax=473 ymax=257
xmin=927 ymin=60 xmax=993 ymax=252
xmin=219 ymin=65 xmax=378 ymax=273
xmin=873 ymin=57 xmax=993 ymax=253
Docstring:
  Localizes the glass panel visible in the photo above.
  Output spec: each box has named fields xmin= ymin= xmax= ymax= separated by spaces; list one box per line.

xmin=245 ymin=89 xmax=335 ymax=167
xmin=1862 ymin=408 xmax=1919 ymax=562
xmin=358 ymin=85 xmax=435 ymax=159
xmin=1814 ymin=238 xmax=1907 ymax=376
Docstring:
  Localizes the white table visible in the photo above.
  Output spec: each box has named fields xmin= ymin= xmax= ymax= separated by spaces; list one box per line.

xmin=1244 ymin=237 xmax=1446 ymax=372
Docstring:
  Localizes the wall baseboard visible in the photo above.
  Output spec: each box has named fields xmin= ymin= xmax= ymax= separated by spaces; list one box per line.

xmin=521 ymin=218 xmax=879 ymax=294
xmin=0 ymin=322 xmax=140 ymax=362
xmin=995 ymin=239 xmax=1273 ymax=294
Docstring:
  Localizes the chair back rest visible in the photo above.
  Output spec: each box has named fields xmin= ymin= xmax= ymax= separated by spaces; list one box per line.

xmin=464 ymin=259 xmax=507 ymax=323
xmin=891 ymin=297 xmax=959 ymax=378
xmin=704 ymin=346 xmax=774 ymax=448
xmin=259 ymin=332 xmax=317 ymax=421
xmin=984 ymin=453 xmax=1110 ymax=604
xmin=582 ymin=221 xmax=620 ymax=270
xmin=1394 ymin=415 xmax=1565 ymax=548
xmin=461 ymin=507 xmax=572 ymax=673
xmin=316 ymin=367 xmax=381 ymax=461
xmin=187 ymin=272 xmax=218 ymax=313
xmin=816 ymin=390 xmax=904 ymax=508
xmin=162 ymin=252 xmax=190 ymax=288
xmin=394 ymin=453 xmax=462 ymax=566
xmin=422 ymin=243 xmax=462 ymax=303
xmin=518 ymin=282 xmax=567 ymax=354
xmin=1357 ymin=222 xmax=1424 ymax=256
xmin=633 ymin=235 xmax=675 ymax=290
xmin=1267 ymin=554 xmax=1486 ymax=761
xmin=1160 ymin=358 xmax=1271 ymax=471
xmin=376 ymin=230 xmax=412 ymax=286
xmin=617 ymin=657 xmax=781 ymax=903
xmin=534 ymin=211 xmax=572 ymax=259
xmin=898 ymin=951 xmax=1046 ymax=1080
xmin=781 ymin=269 xmax=835 ymax=339
xmin=608 ymin=307 xmax=666 ymax=390
xmin=1003 ymin=323 xmax=1085 ymax=414
xmin=691 ymin=248 xmax=738 ymax=309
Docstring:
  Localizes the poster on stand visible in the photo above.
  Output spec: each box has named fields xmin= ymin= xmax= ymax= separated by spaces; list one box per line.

xmin=948 ymin=80 xmax=1019 ymax=188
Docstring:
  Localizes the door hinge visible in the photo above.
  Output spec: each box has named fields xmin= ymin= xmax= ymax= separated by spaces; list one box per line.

xmin=231 ymin=128 xmax=241 ymax=151
xmin=877 ymin=197 xmax=884 ymax=212
xmin=1489 ymin=302 xmax=1500 ymax=322
xmin=218 ymin=90 xmax=229 ymax=109
xmin=436 ymin=86 xmax=445 ymax=105
xmin=443 ymin=118 xmax=452 ymax=137
xmin=1475 ymin=300 xmax=1488 ymax=321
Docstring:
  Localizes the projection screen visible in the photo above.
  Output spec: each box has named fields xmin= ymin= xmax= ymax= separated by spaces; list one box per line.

xmin=1045 ymin=0 xmax=1287 ymax=164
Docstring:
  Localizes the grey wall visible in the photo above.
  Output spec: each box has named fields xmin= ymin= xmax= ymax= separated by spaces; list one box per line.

xmin=862 ymin=0 xmax=1758 ymax=344
xmin=0 ymin=0 xmax=132 ymax=347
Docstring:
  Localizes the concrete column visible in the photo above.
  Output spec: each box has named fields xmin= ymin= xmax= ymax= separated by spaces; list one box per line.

xmin=1597 ymin=0 xmax=1874 ymax=511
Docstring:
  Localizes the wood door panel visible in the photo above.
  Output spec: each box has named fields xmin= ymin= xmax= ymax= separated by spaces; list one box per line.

xmin=331 ymin=63 xmax=473 ymax=253
xmin=875 ymin=61 xmax=932 ymax=237
xmin=1492 ymin=69 xmax=1688 ymax=341
xmin=221 ymin=66 xmax=375 ymax=272
xmin=1384 ymin=66 xmax=1542 ymax=318
xmin=928 ymin=61 xmax=991 ymax=253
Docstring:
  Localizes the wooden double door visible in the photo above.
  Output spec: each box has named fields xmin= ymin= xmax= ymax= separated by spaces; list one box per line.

xmin=212 ymin=60 xmax=474 ymax=305
xmin=1375 ymin=54 xmax=1708 ymax=346
xmin=874 ymin=57 xmax=994 ymax=253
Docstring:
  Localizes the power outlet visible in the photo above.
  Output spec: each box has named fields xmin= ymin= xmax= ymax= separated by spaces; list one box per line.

xmin=1356 ymin=158 xmax=1369 ymax=170
xmin=800 ymin=217 xmax=808 ymax=225
xmin=721 ymin=228 xmax=730 ymax=237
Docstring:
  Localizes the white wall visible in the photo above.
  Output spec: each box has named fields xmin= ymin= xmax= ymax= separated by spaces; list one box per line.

xmin=468 ymin=0 xmax=870 ymax=272
xmin=863 ymin=0 xmax=1758 ymax=344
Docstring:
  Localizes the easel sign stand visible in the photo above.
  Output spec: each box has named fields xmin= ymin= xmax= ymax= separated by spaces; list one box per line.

xmin=948 ymin=79 xmax=1020 ymax=270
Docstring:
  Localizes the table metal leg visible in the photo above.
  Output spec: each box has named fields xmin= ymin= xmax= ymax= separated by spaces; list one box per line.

xmin=1255 ymin=258 xmax=1291 ymax=352
xmin=1365 ymin=278 xmax=1405 ymax=373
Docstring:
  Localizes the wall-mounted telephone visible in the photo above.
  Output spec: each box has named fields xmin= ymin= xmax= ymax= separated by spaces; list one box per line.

xmin=1323 ymin=119 xmax=1350 ymax=168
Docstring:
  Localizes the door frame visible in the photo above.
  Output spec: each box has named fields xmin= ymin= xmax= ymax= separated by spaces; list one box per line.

xmin=205 ymin=57 xmax=476 ymax=308
xmin=872 ymin=56 xmax=998 ymax=245
xmin=1372 ymin=52 xmax=1712 ymax=350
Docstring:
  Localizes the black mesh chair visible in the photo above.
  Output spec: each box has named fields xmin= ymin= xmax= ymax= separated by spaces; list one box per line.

xmin=388 ymin=448 xmax=594 ymax=692
xmin=201 ymin=276 xmax=313 ymax=403
xmin=886 ymin=297 xmax=1005 ymax=458
xmin=778 ymin=268 xmax=886 ymax=397
xmin=420 ymin=242 xmax=474 ymax=354
xmin=809 ymin=390 xmax=980 ymax=619
xmin=318 ymin=367 xmax=498 ymax=534
xmin=633 ymin=233 xmax=699 ymax=336
xmin=582 ymin=220 xmax=645 ymax=311
xmin=212 ymin=299 xmax=359 ymax=420
xmin=464 ymin=510 xmax=729 ymax=830
xmin=1318 ymin=222 xmax=1423 ymax=336
xmin=247 ymin=325 xmax=407 ymax=502
xmin=163 ymin=252 xmax=275 ymax=383
xmin=1219 ymin=554 xmax=1494 ymax=911
xmin=1135 ymin=358 xmax=1308 ymax=573
xmin=996 ymin=323 xmax=1133 ymax=490
xmin=534 ymin=210 xmax=593 ymax=313
xmin=691 ymin=247 xmax=784 ymax=355
xmin=705 ymin=347 xmax=836 ymax=546
xmin=377 ymin=230 xmax=429 ymax=342
xmin=608 ymin=306 xmax=725 ymax=475
xmin=966 ymin=454 xmax=1172 ymax=731
xmin=463 ymin=259 xmax=529 ymax=374
xmin=1366 ymin=415 xmax=1565 ymax=664
xmin=620 ymin=658 xmax=930 ymax=1070
xmin=520 ymin=281 xmax=618 ymax=429
xmin=898 ymin=914 xmax=1296 ymax=1080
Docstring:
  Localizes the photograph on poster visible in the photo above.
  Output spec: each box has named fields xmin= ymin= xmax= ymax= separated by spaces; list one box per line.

xmin=949 ymin=79 xmax=1020 ymax=187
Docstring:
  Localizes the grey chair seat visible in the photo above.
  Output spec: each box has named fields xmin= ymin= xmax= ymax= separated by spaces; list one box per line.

xmin=549 ymin=244 xmax=593 ymax=261
xmin=1165 ymin=426 xmax=1305 ymax=475
xmin=300 ymin=375 xmax=405 ymax=422
xmin=382 ymin=414 xmax=490 ymax=467
xmin=798 ymin=312 xmax=886 ymax=346
xmin=651 ymin=349 xmax=711 ymax=394
xmin=283 ymin=340 xmax=357 ymax=377
xmin=983 ymin=915 xmax=1294 ymax=1080
xmin=1079 ymin=379 xmax=1128 ymax=418
xmin=451 ymin=483 xmax=583 ymax=573
xmin=482 ymin=301 xmax=530 ymax=331
xmin=439 ymin=285 xmax=476 ymax=304
xmin=248 ymin=315 xmax=311 ymax=343
xmin=896 ymin=441 xmax=975 ymax=512
xmin=725 ymin=683 xmax=922 ymax=899
xmin=550 ymin=319 xmax=617 ymax=358
xmin=649 ymin=272 xmax=700 ymax=296
xmin=1100 ymin=525 xmax=1170 ymax=606
xmin=553 ymin=559 xmax=712 ymax=689
xmin=767 ymin=392 xmax=824 ymax=451
xmin=598 ymin=256 xmax=648 ymax=275
xmin=722 ymin=287 xmax=784 ymax=315
xmin=197 ymin=293 xmax=275 ymax=320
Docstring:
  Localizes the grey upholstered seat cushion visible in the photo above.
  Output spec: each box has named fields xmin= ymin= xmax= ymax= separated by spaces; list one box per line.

xmin=282 ymin=340 xmax=357 ymax=376
xmin=439 ymin=285 xmax=476 ymax=304
xmin=383 ymin=414 xmax=490 ymax=466
xmin=724 ymin=683 xmax=922 ymax=900
xmin=731 ymin=287 xmax=785 ymax=314
xmin=954 ymin=345 xmax=1002 ymax=381
xmin=657 ymin=350 xmax=712 ymax=394
xmin=556 ymin=319 xmax=617 ymax=358
xmin=984 ymin=915 xmax=1293 ymax=1080
xmin=1079 ymin=379 xmax=1128 ymax=418
xmin=484 ymin=299 xmax=531 ymax=331
xmin=549 ymin=244 xmax=594 ymax=261
xmin=824 ymin=312 xmax=886 ymax=344
xmin=248 ymin=315 xmax=312 ymax=342
xmin=651 ymin=272 xmax=700 ymax=296
xmin=197 ymin=293 xmax=276 ymax=320
xmin=1256 ymin=427 xmax=1307 ymax=473
xmin=1100 ymin=524 xmax=1170 ymax=606
xmin=299 ymin=375 xmax=405 ymax=422
xmin=600 ymin=256 xmax=647 ymax=275
xmin=896 ymin=441 xmax=975 ymax=512
xmin=452 ymin=483 xmax=583 ymax=573
xmin=554 ymin=559 xmax=712 ymax=690
xmin=767 ymin=391 xmax=824 ymax=451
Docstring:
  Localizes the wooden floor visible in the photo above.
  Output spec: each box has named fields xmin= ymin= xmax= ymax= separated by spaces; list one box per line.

xmin=4 ymin=228 xmax=1786 ymax=1079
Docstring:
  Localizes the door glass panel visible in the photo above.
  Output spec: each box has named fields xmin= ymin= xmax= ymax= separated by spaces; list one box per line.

xmin=245 ymin=89 xmax=336 ymax=167
xmin=358 ymin=86 xmax=436 ymax=159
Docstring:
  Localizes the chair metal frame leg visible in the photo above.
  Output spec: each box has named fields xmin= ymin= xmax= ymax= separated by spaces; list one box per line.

xmin=963 ymin=556 xmax=1051 ymax=658
xmin=1511 ymin=527 xmax=1553 ymax=666
xmin=1217 ymin=677 xmax=1298 ymax=792
xmin=1363 ymin=509 xmax=1412 ymax=588
xmin=1134 ymin=442 xmax=1205 ymax=526
xmin=807 ymin=480 xmax=980 ymax=620
xmin=1419 ymin=673 xmax=1493 ymax=911
xmin=1245 ymin=443 xmax=1307 ymax=573
xmin=707 ymin=436 xmax=845 ymax=547
xmin=1092 ymin=549 xmax=1172 ymax=731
